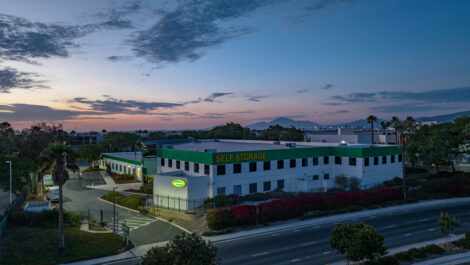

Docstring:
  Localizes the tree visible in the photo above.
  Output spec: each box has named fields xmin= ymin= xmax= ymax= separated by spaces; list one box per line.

xmin=257 ymin=125 xmax=303 ymax=141
xmin=39 ymin=142 xmax=78 ymax=256
xmin=0 ymin=122 xmax=15 ymax=155
xmin=438 ymin=212 xmax=460 ymax=248
xmin=348 ymin=177 xmax=361 ymax=191
xmin=380 ymin=121 xmax=391 ymax=134
xmin=367 ymin=115 xmax=378 ymax=144
xmin=100 ymin=132 xmax=141 ymax=152
xmin=141 ymin=233 xmax=221 ymax=265
xmin=79 ymin=144 xmax=102 ymax=168
xmin=329 ymin=222 xmax=386 ymax=264
xmin=334 ymin=175 xmax=348 ymax=190
xmin=0 ymin=155 xmax=35 ymax=195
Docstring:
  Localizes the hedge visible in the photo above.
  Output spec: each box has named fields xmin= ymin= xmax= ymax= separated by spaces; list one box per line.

xmin=10 ymin=208 xmax=81 ymax=227
xmin=206 ymin=188 xmax=402 ymax=230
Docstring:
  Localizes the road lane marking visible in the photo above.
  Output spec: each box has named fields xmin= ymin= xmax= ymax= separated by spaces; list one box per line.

xmin=404 ymin=233 xmax=412 ymax=237
xmin=387 ymin=213 xmax=393 ymax=216
xmin=291 ymin=258 xmax=300 ymax=262
xmin=369 ymin=215 xmax=377 ymax=218
xmin=428 ymin=228 xmax=436 ymax=231
xmin=301 ymin=241 xmax=317 ymax=247
xmin=323 ymin=251 xmax=331 ymax=255
xmin=383 ymin=225 xmax=396 ymax=229
xmin=418 ymin=218 xmax=429 ymax=222
xmin=252 ymin=252 xmax=269 ymax=257
xmin=293 ymin=229 xmax=300 ymax=233
xmin=271 ymin=233 xmax=279 ymax=236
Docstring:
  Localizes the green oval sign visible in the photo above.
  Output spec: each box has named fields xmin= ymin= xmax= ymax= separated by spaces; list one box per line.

xmin=172 ymin=179 xmax=186 ymax=188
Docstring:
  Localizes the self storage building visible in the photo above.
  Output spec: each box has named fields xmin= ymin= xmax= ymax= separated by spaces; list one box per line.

xmin=152 ymin=139 xmax=403 ymax=211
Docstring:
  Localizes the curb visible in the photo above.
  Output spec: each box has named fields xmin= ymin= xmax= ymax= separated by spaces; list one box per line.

xmin=206 ymin=197 xmax=470 ymax=243
xmin=97 ymin=197 xmax=191 ymax=234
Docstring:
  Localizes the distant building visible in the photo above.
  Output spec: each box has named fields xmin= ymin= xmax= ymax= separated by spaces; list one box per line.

xmin=69 ymin=131 xmax=103 ymax=149
xmin=306 ymin=127 xmax=397 ymax=145
xmin=152 ymin=139 xmax=403 ymax=211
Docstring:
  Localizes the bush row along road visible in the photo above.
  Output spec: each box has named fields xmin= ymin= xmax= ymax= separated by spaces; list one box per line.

xmin=63 ymin=172 xmax=184 ymax=246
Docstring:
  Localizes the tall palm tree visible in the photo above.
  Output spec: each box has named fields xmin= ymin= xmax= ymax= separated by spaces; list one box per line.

xmin=391 ymin=116 xmax=400 ymax=144
xmin=40 ymin=142 xmax=78 ymax=256
xmin=367 ymin=115 xmax=378 ymax=144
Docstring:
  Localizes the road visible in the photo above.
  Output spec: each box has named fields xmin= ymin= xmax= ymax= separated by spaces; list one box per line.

xmin=63 ymin=172 xmax=184 ymax=246
xmin=216 ymin=202 xmax=470 ymax=265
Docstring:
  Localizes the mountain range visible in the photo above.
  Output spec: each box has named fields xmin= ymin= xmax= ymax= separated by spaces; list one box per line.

xmin=246 ymin=110 xmax=470 ymax=130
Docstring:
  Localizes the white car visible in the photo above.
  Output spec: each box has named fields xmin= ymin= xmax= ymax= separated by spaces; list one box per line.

xmin=48 ymin=186 xmax=60 ymax=202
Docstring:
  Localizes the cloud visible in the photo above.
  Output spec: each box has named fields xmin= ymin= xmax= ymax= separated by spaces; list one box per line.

xmin=247 ymin=95 xmax=270 ymax=102
xmin=322 ymin=102 xmax=345 ymax=106
xmin=107 ymin=56 xmax=132 ymax=62
xmin=296 ymin=84 xmax=333 ymax=93
xmin=322 ymin=109 xmax=349 ymax=115
xmin=0 ymin=67 xmax=49 ymax=93
xmin=129 ymin=0 xmax=301 ymax=64
xmin=0 ymin=104 xmax=90 ymax=121
xmin=303 ymin=0 xmax=355 ymax=12
xmin=332 ymin=87 xmax=470 ymax=103
xmin=229 ymin=111 xmax=255 ymax=114
xmin=0 ymin=14 xmax=85 ymax=63
xmin=203 ymin=92 xmax=233 ymax=103
xmin=372 ymin=104 xmax=456 ymax=113
xmin=69 ymin=96 xmax=184 ymax=115
xmin=256 ymin=114 xmax=307 ymax=121
xmin=199 ymin=112 xmax=228 ymax=119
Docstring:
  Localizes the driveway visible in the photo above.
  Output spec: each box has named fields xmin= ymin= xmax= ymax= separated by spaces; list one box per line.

xmin=63 ymin=172 xmax=184 ymax=246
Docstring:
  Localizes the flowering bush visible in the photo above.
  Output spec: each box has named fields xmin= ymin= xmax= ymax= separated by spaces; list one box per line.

xmin=206 ymin=188 xmax=403 ymax=230
xmin=445 ymin=177 xmax=470 ymax=197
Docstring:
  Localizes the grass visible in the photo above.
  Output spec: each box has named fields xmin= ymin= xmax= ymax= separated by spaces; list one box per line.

xmin=102 ymin=191 xmax=145 ymax=211
xmin=1 ymin=225 xmax=129 ymax=265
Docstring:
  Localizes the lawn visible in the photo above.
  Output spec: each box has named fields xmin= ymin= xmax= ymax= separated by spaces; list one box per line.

xmin=102 ymin=191 xmax=145 ymax=211
xmin=0 ymin=225 xmax=129 ymax=265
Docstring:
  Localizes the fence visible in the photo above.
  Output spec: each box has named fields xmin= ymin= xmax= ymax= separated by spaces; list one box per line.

xmin=85 ymin=209 xmax=123 ymax=232
xmin=0 ymin=191 xmax=28 ymax=237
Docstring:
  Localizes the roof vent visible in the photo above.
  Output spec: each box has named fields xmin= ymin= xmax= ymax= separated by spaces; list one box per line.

xmin=285 ymin=143 xmax=296 ymax=148
xmin=204 ymin=149 xmax=217 ymax=153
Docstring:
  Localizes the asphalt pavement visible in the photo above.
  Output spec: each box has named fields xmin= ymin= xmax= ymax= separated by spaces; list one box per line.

xmin=63 ymin=172 xmax=184 ymax=246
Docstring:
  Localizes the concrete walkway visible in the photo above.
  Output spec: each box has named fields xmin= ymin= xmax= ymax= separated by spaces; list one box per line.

xmin=205 ymin=197 xmax=470 ymax=243
xmin=414 ymin=251 xmax=470 ymax=265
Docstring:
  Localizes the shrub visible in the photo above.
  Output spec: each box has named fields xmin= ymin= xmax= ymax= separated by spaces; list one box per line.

xmin=407 ymin=247 xmax=427 ymax=259
xmin=10 ymin=209 xmax=81 ymax=227
xmin=364 ymin=256 xmax=399 ymax=265
xmin=139 ymin=185 xmax=153 ymax=194
xmin=394 ymin=252 xmax=412 ymax=261
xmin=232 ymin=205 xmax=256 ymax=226
xmin=206 ymin=208 xmax=234 ymax=230
xmin=392 ymin=177 xmax=403 ymax=185
xmin=424 ymin=244 xmax=445 ymax=255
xmin=383 ymin=180 xmax=395 ymax=187
xmin=121 ymin=174 xmax=135 ymax=180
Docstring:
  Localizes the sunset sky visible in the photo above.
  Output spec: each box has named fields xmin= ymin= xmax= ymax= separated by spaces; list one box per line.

xmin=1 ymin=0 xmax=470 ymax=131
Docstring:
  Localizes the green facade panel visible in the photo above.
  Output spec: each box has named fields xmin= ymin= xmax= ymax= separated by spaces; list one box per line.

xmin=157 ymin=145 xmax=402 ymax=165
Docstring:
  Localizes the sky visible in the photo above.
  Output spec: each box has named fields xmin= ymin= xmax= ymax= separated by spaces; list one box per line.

xmin=1 ymin=0 xmax=470 ymax=131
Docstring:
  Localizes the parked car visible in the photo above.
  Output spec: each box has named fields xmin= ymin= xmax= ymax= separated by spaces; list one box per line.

xmin=48 ymin=186 xmax=60 ymax=202
xmin=43 ymin=175 xmax=53 ymax=192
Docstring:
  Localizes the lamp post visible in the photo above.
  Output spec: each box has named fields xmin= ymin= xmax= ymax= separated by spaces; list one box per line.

xmin=5 ymin=161 xmax=12 ymax=204
xmin=112 ymin=187 xmax=117 ymax=234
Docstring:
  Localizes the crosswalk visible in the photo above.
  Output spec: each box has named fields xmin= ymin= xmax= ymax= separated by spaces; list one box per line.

xmin=107 ymin=215 xmax=156 ymax=233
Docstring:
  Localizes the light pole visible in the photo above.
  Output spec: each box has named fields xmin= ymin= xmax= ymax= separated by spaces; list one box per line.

xmin=112 ymin=187 xmax=117 ymax=234
xmin=5 ymin=161 xmax=12 ymax=204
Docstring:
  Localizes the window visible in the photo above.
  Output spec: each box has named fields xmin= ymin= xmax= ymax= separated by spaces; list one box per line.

xmin=312 ymin=157 xmax=318 ymax=166
xmin=313 ymin=175 xmax=319 ymax=180
xmin=398 ymin=154 xmax=403 ymax=162
xmin=233 ymin=164 xmax=241 ymax=174
xmin=249 ymin=162 xmax=257 ymax=172
xmin=249 ymin=183 xmax=257 ymax=193
xmin=119 ymin=165 xmax=122 ymax=171
xmin=277 ymin=179 xmax=284 ymax=190
xmin=349 ymin=157 xmax=356 ymax=166
xmin=204 ymin=165 xmax=210 ymax=175
xmin=382 ymin=156 xmax=387 ymax=164
xmin=161 ymin=158 xmax=165 ymax=166
xmin=290 ymin=159 xmax=296 ymax=168
xmin=263 ymin=181 xmax=271 ymax=192
xmin=302 ymin=158 xmax=308 ymax=167
xmin=233 ymin=185 xmax=242 ymax=196
xmin=263 ymin=161 xmax=271 ymax=171
xmin=335 ymin=156 xmax=342 ymax=165
xmin=194 ymin=163 xmax=200 ymax=173
xmin=364 ymin=158 xmax=370 ymax=167
xmin=324 ymin=156 xmax=329 ymax=165
xmin=391 ymin=155 xmax=395 ymax=163
xmin=277 ymin=160 xmax=284 ymax=169
xmin=374 ymin=157 xmax=379 ymax=165
xmin=217 ymin=165 xmax=226 ymax=175
xmin=169 ymin=159 xmax=173 ymax=168
xmin=324 ymin=174 xmax=330 ymax=180
xmin=217 ymin=187 xmax=226 ymax=196
xmin=185 ymin=161 xmax=189 ymax=171
xmin=176 ymin=160 xmax=181 ymax=169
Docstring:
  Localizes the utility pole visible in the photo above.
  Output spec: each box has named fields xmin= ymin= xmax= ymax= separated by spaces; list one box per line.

xmin=113 ymin=187 xmax=117 ymax=233
xmin=5 ymin=161 xmax=12 ymax=204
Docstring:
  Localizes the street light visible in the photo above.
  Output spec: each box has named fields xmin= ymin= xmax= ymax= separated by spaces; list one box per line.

xmin=5 ymin=161 xmax=12 ymax=204
xmin=112 ymin=187 xmax=117 ymax=234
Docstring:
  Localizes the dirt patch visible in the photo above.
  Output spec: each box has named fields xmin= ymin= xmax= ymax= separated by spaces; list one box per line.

xmin=146 ymin=207 xmax=209 ymax=234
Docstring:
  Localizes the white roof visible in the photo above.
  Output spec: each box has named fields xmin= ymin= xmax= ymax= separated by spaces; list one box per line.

xmin=102 ymin=152 xmax=143 ymax=162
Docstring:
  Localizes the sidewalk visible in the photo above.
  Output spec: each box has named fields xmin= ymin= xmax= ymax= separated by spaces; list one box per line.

xmin=64 ymin=241 xmax=169 ymax=265
xmin=205 ymin=197 xmax=470 ymax=243
xmin=414 ymin=251 xmax=470 ymax=265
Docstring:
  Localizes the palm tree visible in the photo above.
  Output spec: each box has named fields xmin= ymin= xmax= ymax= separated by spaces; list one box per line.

xmin=40 ymin=142 xmax=78 ymax=256
xmin=391 ymin=116 xmax=400 ymax=144
xmin=367 ymin=115 xmax=378 ymax=144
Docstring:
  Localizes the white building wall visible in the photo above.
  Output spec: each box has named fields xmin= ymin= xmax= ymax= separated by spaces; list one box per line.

xmin=100 ymin=157 xmax=143 ymax=179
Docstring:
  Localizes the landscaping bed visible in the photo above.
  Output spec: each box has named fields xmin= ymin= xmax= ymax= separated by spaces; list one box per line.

xmin=124 ymin=185 xmax=153 ymax=194
xmin=101 ymin=191 xmax=145 ymax=211
xmin=110 ymin=173 xmax=140 ymax=184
